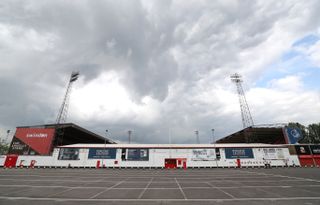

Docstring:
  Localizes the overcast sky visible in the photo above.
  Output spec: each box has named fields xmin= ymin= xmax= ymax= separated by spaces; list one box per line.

xmin=1 ymin=0 xmax=320 ymax=144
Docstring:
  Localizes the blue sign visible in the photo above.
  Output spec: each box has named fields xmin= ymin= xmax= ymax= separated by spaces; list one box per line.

xmin=285 ymin=128 xmax=303 ymax=144
xmin=88 ymin=148 xmax=117 ymax=159
xmin=225 ymin=148 xmax=254 ymax=159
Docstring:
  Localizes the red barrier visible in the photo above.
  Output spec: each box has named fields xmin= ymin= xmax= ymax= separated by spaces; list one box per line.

xmin=236 ymin=159 xmax=241 ymax=168
xmin=29 ymin=160 xmax=36 ymax=168
xmin=4 ymin=155 xmax=18 ymax=168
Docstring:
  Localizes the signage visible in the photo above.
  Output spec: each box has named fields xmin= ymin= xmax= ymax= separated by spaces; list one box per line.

xmin=191 ymin=149 xmax=216 ymax=161
xmin=285 ymin=127 xmax=303 ymax=144
xmin=8 ymin=128 xmax=55 ymax=155
xmin=225 ymin=148 xmax=254 ymax=159
xmin=295 ymin=145 xmax=311 ymax=155
xmin=310 ymin=145 xmax=320 ymax=155
xmin=58 ymin=148 xmax=79 ymax=160
xmin=88 ymin=148 xmax=117 ymax=159
xmin=126 ymin=148 xmax=149 ymax=161
xmin=9 ymin=137 xmax=29 ymax=155
xmin=263 ymin=148 xmax=284 ymax=159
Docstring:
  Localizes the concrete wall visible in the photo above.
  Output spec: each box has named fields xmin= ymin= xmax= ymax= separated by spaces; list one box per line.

xmin=0 ymin=155 xmax=5 ymax=166
xmin=0 ymin=147 xmax=301 ymax=168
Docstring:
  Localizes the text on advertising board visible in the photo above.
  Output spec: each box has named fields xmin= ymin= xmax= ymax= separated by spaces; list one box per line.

xmin=225 ymin=148 xmax=254 ymax=159
xmin=88 ymin=148 xmax=117 ymax=159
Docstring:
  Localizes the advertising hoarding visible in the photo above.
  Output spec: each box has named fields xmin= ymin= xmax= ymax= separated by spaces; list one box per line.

xmin=125 ymin=148 xmax=149 ymax=161
xmin=8 ymin=128 xmax=55 ymax=155
xmin=294 ymin=145 xmax=311 ymax=155
xmin=191 ymin=149 xmax=216 ymax=161
xmin=310 ymin=145 xmax=320 ymax=155
xmin=263 ymin=148 xmax=284 ymax=159
xmin=58 ymin=148 xmax=80 ymax=160
xmin=285 ymin=127 xmax=303 ymax=144
xmin=88 ymin=148 xmax=117 ymax=159
xmin=225 ymin=148 xmax=254 ymax=159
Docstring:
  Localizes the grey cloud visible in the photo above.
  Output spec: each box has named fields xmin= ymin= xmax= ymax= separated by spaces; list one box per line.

xmin=1 ymin=0 xmax=320 ymax=143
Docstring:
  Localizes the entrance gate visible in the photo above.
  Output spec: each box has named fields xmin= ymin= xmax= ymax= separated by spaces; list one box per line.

xmin=165 ymin=158 xmax=177 ymax=169
xmin=165 ymin=158 xmax=187 ymax=169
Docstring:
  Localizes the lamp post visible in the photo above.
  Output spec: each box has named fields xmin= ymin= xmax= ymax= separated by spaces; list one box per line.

xmin=195 ymin=130 xmax=199 ymax=144
xmin=128 ymin=130 xmax=132 ymax=144
xmin=103 ymin=129 xmax=108 ymax=168
xmin=211 ymin=129 xmax=215 ymax=144
xmin=211 ymin=128 xmax=219 ymax=167
xmin=5 ymin=130 xmax=10 ymax=143
xmin=105 ymin=129 xmax=108 ymax=147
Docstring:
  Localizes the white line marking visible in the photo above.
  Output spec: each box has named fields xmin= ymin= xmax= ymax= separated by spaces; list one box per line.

xmin=47 ymin=187 xmax=76 ymax=197
xmin=138 ymin=177 xmax=154 ymax=199
xmin=7 ymin=184 xmax=320 ymax=189
xmin=206 ymin=182 xmax=236 ymax=199
xmin=244 ymin=170 xmax=320 ymax=183
xmin=175 ymin=178 xmax=187 ymax=200
xmin=89 ymin=178 xmax=127 ymax=199
xmin=1 ymin=196 xmax=320 ymax=202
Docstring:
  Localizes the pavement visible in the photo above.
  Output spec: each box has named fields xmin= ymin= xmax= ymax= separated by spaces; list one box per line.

xmin=0 ymin=167 xmax=319 ymax=205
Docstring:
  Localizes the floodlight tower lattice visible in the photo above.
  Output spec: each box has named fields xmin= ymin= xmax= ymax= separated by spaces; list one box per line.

xmin=56 ymin=71 xmax=79 ymax=125
xmin=230 ymin=73 xmax=254 ymax=129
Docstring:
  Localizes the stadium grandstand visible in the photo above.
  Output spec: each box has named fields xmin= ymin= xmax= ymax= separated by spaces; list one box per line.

xmin=7 ymin=123 xmax=115 ymax=156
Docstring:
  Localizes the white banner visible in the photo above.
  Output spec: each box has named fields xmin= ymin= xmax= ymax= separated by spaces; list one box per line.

xmin=191 ymin=149 xmax=216 ymax=161
xmin=263 ymin=148 xmax=284 ymax=159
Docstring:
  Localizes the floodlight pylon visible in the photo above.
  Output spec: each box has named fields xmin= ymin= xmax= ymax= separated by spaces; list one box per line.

xmin=230 ymin=73 xmax=254 ymax=128
xmin=55 ymin=71 xmax=79 ymax=125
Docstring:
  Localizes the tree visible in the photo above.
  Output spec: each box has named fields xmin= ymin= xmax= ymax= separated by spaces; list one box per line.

xmin=288 ymin=122 xmax=320 ymax=143
xmin=0 ymin=140 xmax=9 ymax=155
xmin=307 ymin=123 xmax=320 ymax=143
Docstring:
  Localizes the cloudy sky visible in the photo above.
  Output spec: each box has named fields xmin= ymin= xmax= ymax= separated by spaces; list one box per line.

xmin=1 ymin=0 xmax=320 ymax=144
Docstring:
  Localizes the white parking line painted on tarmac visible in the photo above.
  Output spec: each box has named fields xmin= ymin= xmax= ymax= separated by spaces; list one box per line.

xmin=1 ymin=196 xmax=320 ymax=202
xmin=138 ymin=177 xmax=154 ymax=199
xmin=89 ymin=178 xmax=127 ymax=199
xmin=244 ymin=170 xmax=320 ymax=183
xmin=2 ymin=184 xmax=320 ymax=190
xmin=206 ymin=181 xmax=236 ymax=199
xmin=175 ymin=178 xmax=187 ymax=200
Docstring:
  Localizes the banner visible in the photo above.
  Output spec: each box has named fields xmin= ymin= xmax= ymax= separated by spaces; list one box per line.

xmin=58 ymin=148 xmax=80 ymax=160
xmin=8 ymin=128 xmax=55 ymax=155
xmin=88 ymin=148 xmax=117 ymax=159
xmin=310 ymin=145 xmax=320 ymax=155
xmin=285 ymin=127 xmax=303 ymax=144
xmin=295 ymin=145 xmax=311 ymax=155
xmin=126 ymin=148 xmax=149 ymax=161
xmin=191 ymin=149 xmax=216 ymax=161
xmin=225 ymin=148 xmax=254 ymax=159
xmin=263 ymin=148 xmax=284 ymax=159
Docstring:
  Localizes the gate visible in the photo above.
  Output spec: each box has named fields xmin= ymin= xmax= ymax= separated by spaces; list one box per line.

xmin=165 ymin=158 xmax=177 ymax=169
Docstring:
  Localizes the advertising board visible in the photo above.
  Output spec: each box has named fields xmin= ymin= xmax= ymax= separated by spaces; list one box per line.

xmin=58 ymin=148 xmax=80 ymax=160
xmin=88 ymin=148 xmax=117 ymax=159
xmin=225 ymin=148 xmax=254 ymax=159
xmin=125 ymin=148 xmax=149 ymax=161
xmin=310 ymin=145 xmax=320 ymax=155
xmin=295 ymin=145 xmax=311 ymax=155
xmin=285 ymin=127 xmax=303 ymax=144
xmin=263 ymin=148 xmax=284 ymax=159
xmin=191 ymin=149 xmax=216 ymax=161
xmin=8 ymin=128 xmax=55 ymax=155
